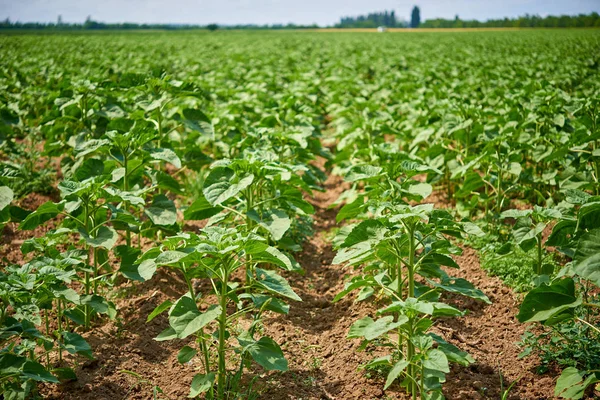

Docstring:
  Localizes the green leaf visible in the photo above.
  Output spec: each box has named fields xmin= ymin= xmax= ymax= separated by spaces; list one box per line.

xmin=80 ymin=295 xmax=117 ymax=319
xmin=424 ymin=349 xmax=450 ymax=373
xmin=428 ymin=277 xmax=491 ymax=304
xmin=408 ymin=182 xmax=432 ymax=199
xmin=203 ymin=167 xmax=254 ymax=206
xmin=169 ymin=296 xmax=221 ymax=339
xmin=250 ymin=246 xmax=295 ymax=271
xmin=19 ymin=201 xmax=62 ymax=230
xmin=155 ymin=250 xmax=188 ymax=265
xmin=177 ymin=345 xmax=197 ymax=364
xmin=336 ymin=195 xmax=364 ymax=222
xmin=384 ymin=359 xmax=410 ymax=389
xmin=345 ymin=165 xmax=383 ymax=182
xmin=184 ymin=195 xmax=222 ymax=220
xmin=0 ymin=186 xmax=14 ymax=210
xmin=62 ymin=332 xmax=93 ymax=359
xmin=155 ymin=326 xmax=177 ymax=342
xmin=572 ymin=229 xmax=600 ymax=286
xmin=240 ymin=294 xmax=290 ymax=314
xmin=147 ymin=300 xmax=173 ymax=322
xmin=463 ymin=222 xmax=485 ymax=237
xmin=22 ymin=361 xmax=59 ymax=383
xmin=342 ymin=219 xmax=387 ymax=247
xmin=79 ymin=226 xmax=118 ymax=249
xmin=255 ymin=268 xmax=301 ymax=301
xmin=248 ymin=209 xmax=291 ymax=241
xmin=145 ymin=194 xmax=177 ymax=226
xmin=554 ymin=367 xmax=600 ymax=399
xmin=240 ymin=336 xmax=288 ymax=371
xmin=348 ymin=316 xmax=408 ymax=341
xmin=517 ymin=278 xmax=581 ymax=323
xmin=115 ymin=245 xmax=144 ymax=281
xmin=189 ymin=373 xmax=216 ymax=398
xmin=428 ymin=333 xmax=474 ymax=366
xmin=181 ymin=108 xmax=213 ymax=135
xmin=148 ymin=148 xmax=182 ymax=168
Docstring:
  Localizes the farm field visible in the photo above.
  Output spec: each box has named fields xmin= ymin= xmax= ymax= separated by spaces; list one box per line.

xmin=0 ymin=29 xmax=599 ymax=400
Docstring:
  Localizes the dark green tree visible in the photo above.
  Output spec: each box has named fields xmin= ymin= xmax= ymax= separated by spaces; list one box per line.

xmin=411 ymin=6 xmax=421 ymax=28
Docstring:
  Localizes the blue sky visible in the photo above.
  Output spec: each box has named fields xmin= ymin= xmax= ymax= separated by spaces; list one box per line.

xmin=1 ymin=0 xmax=599 ymax=26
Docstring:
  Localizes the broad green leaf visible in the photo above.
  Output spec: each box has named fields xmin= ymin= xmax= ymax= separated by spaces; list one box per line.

xmin=428 ymin=278 xmax=491 ymax=304
xmin=184 ymin=195 xmax=222 ymax=220
xmin=20 ymin=201 xmax=63 ymax=230
xmin=255 ymin=268 xmax=301 ymax=301
xmin=248 ymin=209 xmax=291 ymax=241
xmin=408 ymin=182 xmax=432 ymax=199
xmin=0 ymin=186 xmax=13 ymax=210
xmin=169 ymin=296 xmax=221 ymax=339
xmin=203 ymin=167 xmax=254 ymax=206
xmin=348 ymin=316 xmax=407 ymax=341
xmin=572 ymin=229 xmax=600 ymax=286
xmin=517 ymin=278 xmax=581 ymax=323
xmin=155 ymin=326 xmax=177 ymax=342
xmin=342 ymin=219 xmax=387 ymax=247
xmin=177 ymin=345 xmax=197 ymax=364
xmin=251 ymin=246 xmax=295 ymax=271
xmin=424 ymin=349 xmax=450 ymax=373
xmin=336 ymin=195 xmax=364 ymax=222
xmin=148 ymin=148 xmax=182 ymax=168
xmin=554 ymin=367 xmax=600 ymax=400
xmin=62 ymin=332 xmax=93 ymax=359
xmin=189 ymin=372 xmax=216 ymax=397
xmin=79 ymin=226 xmax=118 ymax=249
xmin=240 ymin=336 xmax=288 ymax=371
xmin=145 ymin=194 xmax=177 ymax=226
xmin=345 ymin=165 xmax=383 ymax=182
xmin=22 ymin=361 xmax=59 ymax=383
xmin=384 ymin=359 xmax=410 ymax=389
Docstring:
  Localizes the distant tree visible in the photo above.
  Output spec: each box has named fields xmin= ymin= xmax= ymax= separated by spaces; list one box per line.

xmin=410 ymin=6 xmax=421 ymax=28
xmin=207 ymin=23 xmax=219 ymax=31
xmin=57 ymin=15 xmax=63 ymax=25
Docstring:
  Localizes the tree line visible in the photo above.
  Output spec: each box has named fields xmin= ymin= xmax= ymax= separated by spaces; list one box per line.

xmin=336 ymin=10 xmax=405 ymax=28
xmin=421 ymin=12 xmax=600 ymax=28
xmin=0 ymin=17 xmax=319 ymax=31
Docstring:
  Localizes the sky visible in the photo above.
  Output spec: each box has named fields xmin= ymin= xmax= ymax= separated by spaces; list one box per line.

xmin=1 ymin=0 xmax=599 ymax=26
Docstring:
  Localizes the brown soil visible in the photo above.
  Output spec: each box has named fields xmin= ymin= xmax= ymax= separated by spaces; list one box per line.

xmin=9 ymin=170 xmax=569 ymax=399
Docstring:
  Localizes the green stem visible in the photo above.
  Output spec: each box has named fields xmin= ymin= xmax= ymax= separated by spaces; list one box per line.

xmin=84 ymin=201 xmax=92 ymax=330
xmin=536 ymin=236 xmax=543 ymax=275
xmin=217 ymin=272 xmax=229 ymax=399
xmin=57 ymin=301 xmax=63 ymax=364
xmin=45 ymin=309 xmax=50 ymax=368
xmin=407 ymin=226 xmax=417 ymax=399
xmin=93 ymin=248 xmax=99 ymax=294
xmin=124 ymin=153 xmax=131 ymax=247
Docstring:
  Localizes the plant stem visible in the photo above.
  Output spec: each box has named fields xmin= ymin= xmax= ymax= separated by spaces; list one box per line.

xmin=45 ymin=309 xmax=50 ymax=368
xmin=536 ymin=235 xmax=543 ymax=275
xmin=407 ymin=225 xmax=417 ymax=399
xmin=217 ymin=272 xmax=229 ymax=399
xmin=57 ymin=300 xmax=63 ymax=364
xmin=84 ymin=201 xmax=91 ymax=330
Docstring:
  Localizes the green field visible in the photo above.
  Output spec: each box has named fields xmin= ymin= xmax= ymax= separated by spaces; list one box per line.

xmin=1 ymin=30 xmax=599 ymax=399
